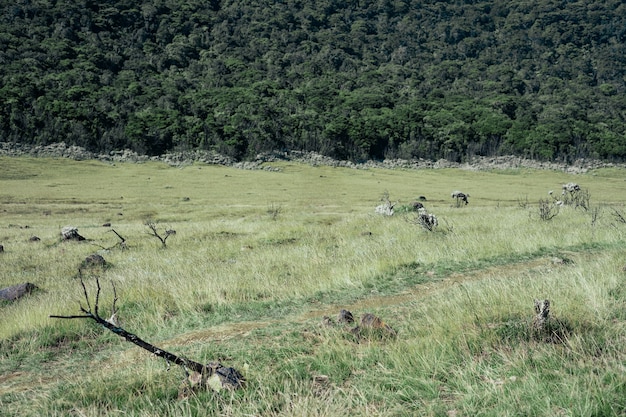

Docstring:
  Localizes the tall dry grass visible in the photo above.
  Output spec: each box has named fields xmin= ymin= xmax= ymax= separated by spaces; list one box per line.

xmin=1 ymin=157 xmax=625 ymax=416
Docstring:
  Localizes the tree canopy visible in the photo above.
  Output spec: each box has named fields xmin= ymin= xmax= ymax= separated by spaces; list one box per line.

xmin=1 ymin=0 xmax=625 ymax=162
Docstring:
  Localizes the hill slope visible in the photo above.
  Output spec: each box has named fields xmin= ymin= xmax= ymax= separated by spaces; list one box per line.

xmin=1 ymin=0 xmax=625 ymax=161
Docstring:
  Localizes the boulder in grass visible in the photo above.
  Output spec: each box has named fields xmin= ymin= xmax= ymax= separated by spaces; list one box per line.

xmin=82 ymin=254 xmax=106 ymax=267
xmin=337 ymin=309 xmax=354 ymax=324
xmin=0 ymin=283 xmax=38 ymax=302
xmin=351 ymin=313 xmax=397 ymax=339
xmin=61 ymin=226 xmax=85 ymax=241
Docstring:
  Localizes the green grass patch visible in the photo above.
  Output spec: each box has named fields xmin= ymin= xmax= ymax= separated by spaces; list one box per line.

xmin=1 ymin=157 xmax=626 ymax=416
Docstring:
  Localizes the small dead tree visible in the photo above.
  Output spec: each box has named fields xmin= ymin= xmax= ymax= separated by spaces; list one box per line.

xmin=266 ymin=202 xmax=283 ymax=221
xmin=50 ymin=275 xmax=244 ymax=393
xmin=145 ymin=220 xmax=176 ymax=247
xmin=451 ymin=191 xmax=469 ymax=207
xmin=416 ymin=209 xmax=439 ymax=231
xmin=531 ymin=299 xmax=571 ymax=343
xmin=538 ymin=198 xmax=559 ymax=221
xmin=559 ymin=183 xmax=590 ymax=210
xmin=533 ymin=299 xmax=550 ymax=332
xmin=90 ymin=229 xmax=128 ymax=252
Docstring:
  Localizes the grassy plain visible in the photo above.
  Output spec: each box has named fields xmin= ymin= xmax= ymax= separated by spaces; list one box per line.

xmin=0 ymin=156 xmax=625 ymax=416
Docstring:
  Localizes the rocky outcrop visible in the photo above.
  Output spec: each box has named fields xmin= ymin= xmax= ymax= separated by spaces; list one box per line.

xmin=0 ymin=283 xmax=38 ymax=302
xmin=1 ymin=142 xmax=622 ymax=173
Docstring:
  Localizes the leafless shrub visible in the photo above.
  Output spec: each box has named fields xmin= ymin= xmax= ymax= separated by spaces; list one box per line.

xmin=538 ymin=198 xmax=559 ymax=221
xmin=375 ymin=190 xmax=396 ymax=216
xmin=517 ymin=195 xmax=529 ymax=209
xmin=590 ymin=206 xmax=601 ymax=227
xmin=560 ymin=183 xmax=590 ymax=210
xmin=408 ymin=208 xmax=439 ymax=231
xmin=267 ymin=202 xmax=282 ymax=220
xmin=451 ymin=190 xmax=469 ymax=207
xmin=145 ymin=220 xmax=176 ymax=247
xmin=611 ymin=208 xmax=626 ymax=224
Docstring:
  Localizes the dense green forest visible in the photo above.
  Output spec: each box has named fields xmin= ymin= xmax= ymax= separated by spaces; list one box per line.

xmin=1 ymin=0 xmax=625 ymax=162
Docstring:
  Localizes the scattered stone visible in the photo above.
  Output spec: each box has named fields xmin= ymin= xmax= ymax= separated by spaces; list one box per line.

xmin=351 ymin=313 xmax=397 ymax=338
xmin=102 ymin=222 xmax=111 ymax=227
xmin=179 ymin=361 xmax=245 ymax=399
xmin=0 ymin=244 xmax=3 ymax=253
xmin=61 ymin=226 xmax=85 ymax=241
xmin=323 ymin=309 xmax=397 ymax=339
xmin=0 ymin=283 xmax=38 ymax=302
xmin=83 ymin=254 xmax=106 ymax=267
xmin=551 ymin=256 xmax=573 ymax=265
xmin=29 ymin=236 xmax=40 ymax=242
xmin=321 ymin=316 xmax=334 ymax=326
xmin=337 ymin=309 xmax=354 ymax=324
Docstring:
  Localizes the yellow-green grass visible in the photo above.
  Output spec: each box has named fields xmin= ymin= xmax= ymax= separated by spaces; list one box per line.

xmin=1 ymin=156 xmax=625 ymax=416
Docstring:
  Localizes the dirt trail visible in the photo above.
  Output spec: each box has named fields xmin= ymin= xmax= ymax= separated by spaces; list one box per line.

xmin=161 ymin=257 xmax=552 ymax=347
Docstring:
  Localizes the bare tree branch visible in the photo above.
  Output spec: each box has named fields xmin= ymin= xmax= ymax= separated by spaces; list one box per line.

xmin=50 ymin=276 xmax=244 ymax=390
xmin=145 ymin=220 xmax=175 ymax=247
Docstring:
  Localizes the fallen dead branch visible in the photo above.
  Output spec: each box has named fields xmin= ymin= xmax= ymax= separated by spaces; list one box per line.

xmin=50 ymin=274 xmax=244 ymax=394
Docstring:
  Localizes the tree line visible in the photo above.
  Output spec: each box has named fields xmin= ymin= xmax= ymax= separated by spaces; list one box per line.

xmin=1 ymin=0 xmax=625 ymax=162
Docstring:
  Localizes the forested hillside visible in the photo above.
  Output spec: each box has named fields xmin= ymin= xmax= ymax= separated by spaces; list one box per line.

xmin=1 ymin=0 xmax=625 ymax=162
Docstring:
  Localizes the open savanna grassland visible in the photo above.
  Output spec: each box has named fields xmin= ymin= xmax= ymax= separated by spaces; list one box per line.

xmin=1 ymin=156 xmax=625 ymax=417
